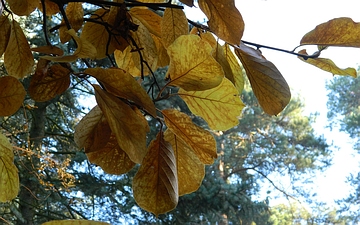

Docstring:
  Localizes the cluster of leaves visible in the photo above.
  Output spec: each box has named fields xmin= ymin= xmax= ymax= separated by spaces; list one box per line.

xmin=1 ymin=0 xmax=360 ymax=222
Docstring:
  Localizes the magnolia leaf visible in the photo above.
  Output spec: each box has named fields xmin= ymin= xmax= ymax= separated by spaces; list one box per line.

xmin=41 ymin=220 xmax=110 ymax=225
xmin=162 ymin=109 xmax=217 ymax=164
xmin=94 ymin=85 xmax=147 ymax=164
xmin=235 ymin=42 xmax=291 ymax=115
xmin=130 ymin=8 xmax=162 ymax=37
xmin=38 ymin=0 xmax=60 ymax=16
xmin=7 ymin=0 xmax=38 ymax=16
xmin=85 ymin=68 xmax=157 ymax=117
xmin=301 ymin=17 xmax=360 ymax=47
xmin=31 ymin=45 xmax=64 ymax=56
xmin=164 ymin=129 xmax=205 ymax=196
xmin=133 ymin=131 xmax=178 ymax=216
xmin=198 ymin=0 xmax=244 ymax=45
xmin=59 ymin=3 xmax=84 ymax=43
xmin=42 ymin=29 xmax=96 ymax=62
xmin=114 ymin=47 xmax=141 ymax=77
xmin=0 ymin=76 xmax=26 ymax=117
xmin=0 ymin=15 xmax=11 ymax=57
xmin=4 ymin=20 xmax=34 ymax=79
xmin=178 ymin=78 xmax=244 ymax=131
xmin=223 ymin=44 xmax=244 ymax=93
xmin=166 ymin=35 xmax=224 ymax=91
xmin=298 ymin=49 xmax=357 ymax=77
xmin=0 ymin=132 xmax=19 ymax=202
xmin=29 ymin=64 xmax=71 ymax=102
xmin=161 ymin=8 xmax=189 ymax=48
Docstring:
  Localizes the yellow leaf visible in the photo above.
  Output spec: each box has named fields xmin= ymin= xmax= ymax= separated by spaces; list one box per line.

xmin=178 ymin=78 xmax=244 ymax=131
xmin=0 ymin=15 xmax=11 ymax=57
xmin=85 ymin=67 xmax=157 ymax=117
xmin=162 ymin=109 xmax=217 ymax=164
xmin=41 ymin=29 xmax=96 ymax=62
xmin=29 ymin=63 xmax=71 ymax=102
xmin=164 ymin=129 xmax=204 ymax=196
xmin=133 ymin=131 xmax=178 ymax=216
xmin=114 ymin=47 xmax=141 ymax=76
xmin=298 ymin=49 xmax=357 ymax=77
xmin=41 ymin=220 xmax=110 ymax=225
xmin=152 ymin=34 xmax=170 ymax=68
xmin=198 ymin=0 xmax=244 ymax=45
xmin=0 ymin=132 xmax=19 ymax=202
xmin=31 ymin=45 xmax=64 ymax=56
xmin=93 ymin=85 xmax=148 ymax=164
xmin=235 ymin=42 xmax=291 ymax=115
xmin=166 ymin=35 xmax=224 ymax=91
xmin=223 ymin=44 xmax=244 ymax=93
xmin=7 ymin=0 xmax=38 ymax=16
xmin=0 ymin=76 xmax=26 ymax=116
xmin=130 ymin=8 xmax=162 ymax=37
xmin=4 ymin=20 xmax=34 ymax=79
xmin=300 ymin=17 xmax=360 ymax=47
xmin=161 ymin=8 xmax=189 ymax=48
xmin=59 ymin=3 xmax=84 ymax=43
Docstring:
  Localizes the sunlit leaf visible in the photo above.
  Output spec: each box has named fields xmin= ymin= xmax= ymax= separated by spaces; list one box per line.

xmin=223 ymin=44 xmax=244 ymax=93
xmin=178 ymin=78 xmax=244 ymax=131
xmin=41 ymin=220 xmax=110 ymax=225
xmin=130 ymin=8 xmax=162 ymax=37
xmin=29 ymin=63 xmax=71 ymax=102
xmin=298 ymin=49 xmax=357 ymax=77
xmin=162 ymin=109 xmax=217 ymax=164
xmin=133 ymin=131 xmax=178 ymax=216
xmin=59 ymin=2 xmax=84 ymax=43
xmin=300 ymin=17 xmax=360 ymax=47
xmin=161 ymin=8 xmax=189 ymax=48
xmin=166 ymin=35 xmax=224 ymax=91
xmin=4 ymin=19 xmax=34 ymax=79
xmin=198 ymin=0 xmax=244 ymax=45
xmin=85 ymin=67 xmax=157 ymax=117
xmin=0 ymin=76 xmax=26 ymax=117
xmin=31 ymin=45 xmax=64 ymax=56
xmin=164 ymin=129 xmax=204 ymax=196
xmin=94 ymin=85 xmax=147 ymax=164
xmin=0 ymin=15 xmax=11 ymax=57
xmin=0 ymin=132 xmax=19 ymax=202
xmin=7 ymin=0 xmax=38 ymax=16
xmin=235 ymin=42 xmax=291 ymax=115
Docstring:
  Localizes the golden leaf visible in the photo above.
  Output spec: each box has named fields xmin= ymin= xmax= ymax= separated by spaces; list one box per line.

xmin=298 ymin=49 xmax=357 ymax=77
xmin=0 ymin=76 xmax=26 ymax=117
xmin=4 ymin=20 xmax=34 ymax=79
xmin=164 ymin=129 xmax=204 ymax=196
xmin=162 ymin=109 xmax=217 ymax=164
xmin=161 ymin=8 xmax=189 ymax=48
xmin=7 ymin=0 xmax=38 ymax=16
xmin=178 ymin=78 xmax=244 ymax=131
xmin=130 ymin=8 xmax=162 ymax=37
xmin=0 ymin=15 xmax=11 ymax=57
xmin=235 ymin=42 xmax=291 ymax=115
xmin=31 ymin=45 xmax=64 ymax=56
xmin=42 ymin=29 xmax=96 ymax=62
xmin=166 ymin=35 xmax=224 ymax=91
xmin=198 ymin=0 xmax=244 ymax=45
xmin=38 ymin=0 xmax=60 ymax=16
xmin=29 ymin=63 xmax=71 ymax=102
xmin=93 ymin=85 xmax=148 ymax=164
xmin=152 ymin=34 xmax=170 ymax=68
xmin=300 ymin=17 xmax=360 ymax=47
xmin=41 ymin=220 xmax=110 ymax=225
xmin=223 ymin=44 xmax=244 ymax=93
xmin=0 ymin=132 xmax=19 ymax=202
xmin=85 ymin=67 xmax=157 ymax=117
xmin=133 ymin=131 xmax=178 ymax=216
xmin=59 ymin=3 xmax=84 ymax=43
xmin=114 ymin=47 xmax=141 ymax=77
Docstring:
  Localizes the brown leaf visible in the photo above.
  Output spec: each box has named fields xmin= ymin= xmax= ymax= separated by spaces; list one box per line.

xmin=93 ymin=85 xmax=148 ymax=164
xmin=161 ymin=8 xmax=189 ymax=48
xmin=0 ymin=76 xmax=26 ymax=116
xmin=223 ymin=44 xmax=244 ymax=93
xmin=7 ymin=0 xmax=38 ymax=16
xmin=38 ymin=0 xmax=60 ymax=16
xmin=4 ymin=20 xmax=34 ymax=79
xmin=0 ymin=15 xmax=11 ymax=57
xmin=198 ymin=0 xmax=244 ymax=45
xmin=31 ymin=45 xmax=64 ymax=56
xmin=300 ymin=17 xmax=360 ymax=47
xmin=164 ymin=129 xmax=204 ymax=196
xmin=180 ymin=0 xmax=194 ymax=7
xmin=152 ymin=34 xmax=170 ymax=68
xmin=235 ymin=42 xmax=291 ymax=115
xmin=162 ymin=109 xmax=217 ymax=164
xmin=59 ymin=3 xmax=84 ymax=43
xmin=133 ymin=131 xmax=178 ymax=216
xmin=41 ymin=220 xmax=110 ymax=225
xmin=29 ymin=63 xmax=71 ymax=102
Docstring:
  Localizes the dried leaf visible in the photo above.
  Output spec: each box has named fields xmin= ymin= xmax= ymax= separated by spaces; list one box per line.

xmin=164 ymin=129 xmax=204 ymax=196
xmin=0 ymin=15 xmax=11 ymax=57
xmin=0 ymin=132 xmax=19 ymax=202
xmin=235 ymin=42 xmax=291 ymax=115
xmin=178 ymin=78 xmax=244 ymax=131
xmin=162 ymin=109 xmax=217 ymax=164
xmin=300 ymin=17 xmax=360 ymax=47
xmin=198 ymin=0 xmax=244 ymax=45
xmin=298 ymin=49 xmax=357 ymax=77
xmin=0 ymin=76 xmax=26 ymax=116
xmin=161 ymin=8 xmax=189 ymax=48
xmin=133 ymin=132 xmax=178 ymax=216
xmin=59 ymin=3 xmax=84 ymax=43
xmin=4 ymin=20 xmax=34 ymax=79
xmin=7 ymin=0 xmax=38 ymax=16
xmin=166 ymin=35 xmax=224 ymax=91
xmin=31 ymin=45 xmax=64 ymax=56
xmin=130 ymin=8 xmax=162 ymax=37
xmin=38 ymin=0 xmax=60 ymax=16
xmin=94 ymin=85 xmax=147 ymax=164
xmin=85 ymin=67 xmax=157 ymax=117
xmin=41 ymin=220 xmax=110 ymax=225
